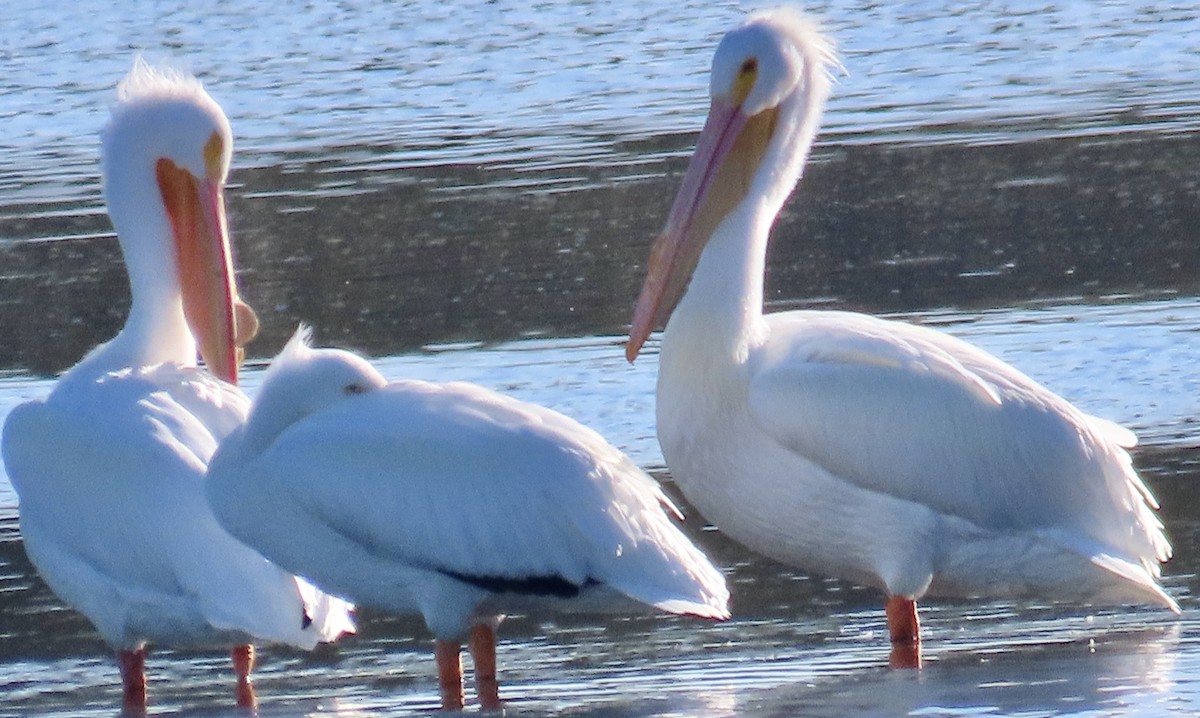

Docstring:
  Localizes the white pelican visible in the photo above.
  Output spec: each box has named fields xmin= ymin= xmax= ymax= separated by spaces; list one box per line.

xmin=1 ymin=61 xmax=354 ymax=711
xmin=206 ymin=328 xmax=730 ymax=711
xmin=625 ymin=8 xmax=1176 ymax=667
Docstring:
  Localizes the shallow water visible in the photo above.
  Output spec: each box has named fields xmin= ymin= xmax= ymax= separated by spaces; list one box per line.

xmin=2 ymin=0 xmax=1200 ymax=714
xmin=2 ymin=301 xmax=1200 ymax=716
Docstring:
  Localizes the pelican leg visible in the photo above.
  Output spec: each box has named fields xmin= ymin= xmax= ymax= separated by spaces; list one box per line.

xmin=232 ymin=643 xmax=257 ymax=708
xmin=469 ymin=624 xmax=502 ymax=711
xmin=117 ymin=647 xmax=148 ymax=713
xmin=885 ymin=596 xmax=922 ymax=669
xmin=435 ymin=639 xmax=465 ymax=711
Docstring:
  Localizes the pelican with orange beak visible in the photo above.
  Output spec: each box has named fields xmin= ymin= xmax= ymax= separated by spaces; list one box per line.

xmin=1 ymin=60 xmax=353 ymax=712
xmin=627 ymin=9 xmax=1175 ymax=668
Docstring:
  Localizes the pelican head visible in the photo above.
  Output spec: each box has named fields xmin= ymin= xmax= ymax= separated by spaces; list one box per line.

xmin=239 ymin=327 xmax=388 ymax=453
xmin=101 ymin=59 xmax=257 ymax=383
xmin=626 ymin=9 xmax=836 ymax=361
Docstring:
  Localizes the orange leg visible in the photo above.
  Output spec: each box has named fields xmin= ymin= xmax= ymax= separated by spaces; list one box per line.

xmin=232 ymin=644 xmax=257 ymax=709
xmin=469 ymin=624 xmax=502 ymax=711
xmin=117 ymin=647 xmax=148 ymax=713
xmin=885 ymin=596 xmax=922 ymax=669
xmin=435 ymin=639 xmax=465 ymax=711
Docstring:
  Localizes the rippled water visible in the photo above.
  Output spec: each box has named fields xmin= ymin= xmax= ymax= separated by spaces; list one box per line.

xmin=3 ymin=300 xmax=1199 ymax=716
xmin=4 ymin=0 xmax=1200 ymax=218
xmin=5 ymin=0 xmax=1200 ymax=166
xmin=2 ymin=0 xmax=1200 ymax=715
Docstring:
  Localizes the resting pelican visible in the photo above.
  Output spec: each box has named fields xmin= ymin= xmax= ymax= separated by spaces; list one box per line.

xmin=1 ymin=61 xmax=354 ymax=711
xmin=625 ymin=8 xmax=1176 ymax=667
xmin=206 ymin=328 xmax=730 ymax=711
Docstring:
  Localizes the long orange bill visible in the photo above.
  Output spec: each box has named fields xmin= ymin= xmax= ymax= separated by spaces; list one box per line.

xmin=626 ymin=97 xmax=748 ymax=362
xmin=156 ymin=158 xmax=239 ymax=384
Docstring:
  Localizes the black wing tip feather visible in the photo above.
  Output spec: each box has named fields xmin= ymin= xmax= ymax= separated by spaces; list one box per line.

xmin=442 ymin=569 xmax=599 ymax=599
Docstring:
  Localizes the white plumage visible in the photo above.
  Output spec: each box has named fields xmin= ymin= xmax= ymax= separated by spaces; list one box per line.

xmin=206 ymin=328 xmax=729 ymax=709
xmin=1 ymin=60 xmax=353 ymax=710
xmin=6 ymin=366 xmax=352 ymax=648
xmin=626 ymin=8 xmax=1175 ymax=665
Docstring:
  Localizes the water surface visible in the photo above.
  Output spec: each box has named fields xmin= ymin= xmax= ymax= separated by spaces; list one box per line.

xmin=2 ymin=300 xmax=1199 ymax=716
xmin=1 ymin=0 xmax=1199 ymax=715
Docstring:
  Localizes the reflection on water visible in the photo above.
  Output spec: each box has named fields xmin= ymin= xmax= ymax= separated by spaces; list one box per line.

xmin=744 ymin=624 xmax=1186 ymax=718
xmin=0 ymin=456 xmax=1197 ymax=716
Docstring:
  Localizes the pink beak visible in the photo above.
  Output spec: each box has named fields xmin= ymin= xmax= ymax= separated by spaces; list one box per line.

xmin=156 ymin=158 xmax=240 ymax=384
xmin=627 ymin=97 xmax=749 ymax=362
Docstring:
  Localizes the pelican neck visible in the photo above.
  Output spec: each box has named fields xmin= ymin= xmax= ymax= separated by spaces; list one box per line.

xmin=663 ymin=201 xmax=772 ymax=365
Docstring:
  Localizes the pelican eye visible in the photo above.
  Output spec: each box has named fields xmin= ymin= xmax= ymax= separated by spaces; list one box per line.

xmin=343 ymin=382 xmax=369 ymax=396
xmin=732 ymin=57 xmax=758 ymax=105
xmin=203 ymin=131 xmax=225 ymax=181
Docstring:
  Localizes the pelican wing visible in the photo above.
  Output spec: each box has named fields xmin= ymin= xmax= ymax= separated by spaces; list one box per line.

xmin=227 ymin=380 xmax=727 ymax=618
xmin=746 ymin=311 xmax=1170 ymax=569
xmin=2 ymin=366 xmax=341 ymax=648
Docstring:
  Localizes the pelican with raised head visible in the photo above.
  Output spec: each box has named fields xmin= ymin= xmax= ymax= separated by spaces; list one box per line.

xmin=1 ymin=60 xmax=354 ymax=711
xmin=206 ymin=327 xmax=730 ymax=711
xmin=626 ymin=8 xmax=1176 ymax=667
